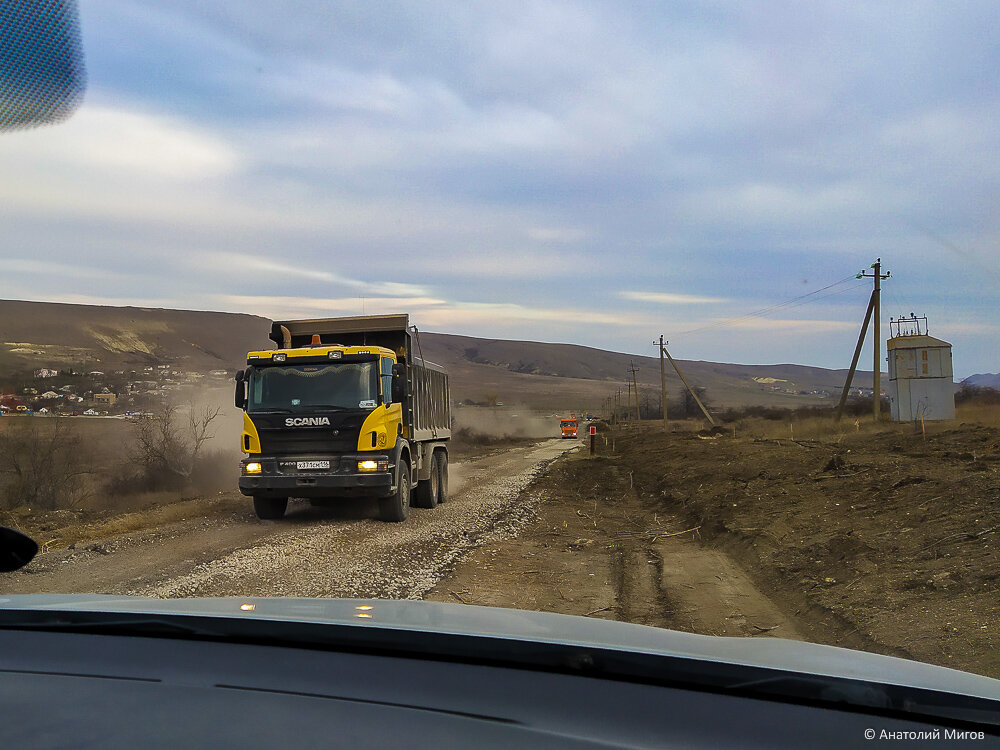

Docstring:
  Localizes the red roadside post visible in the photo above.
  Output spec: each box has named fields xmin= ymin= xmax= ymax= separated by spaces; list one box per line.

xmin=589 ymin=424 xmax=596 ymax=456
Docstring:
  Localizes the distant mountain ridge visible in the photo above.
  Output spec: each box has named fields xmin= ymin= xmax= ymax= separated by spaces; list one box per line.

xmin=962 ymin=373 xmax=1000 ymax=389
xmin=1 ymin=299 xmax=880 ymax=409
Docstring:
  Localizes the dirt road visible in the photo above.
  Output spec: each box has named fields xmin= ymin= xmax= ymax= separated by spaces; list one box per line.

xmin=426 ymin=450 xmax=804 ymax=642
xmin=3 ymin=439 xmax=577 ymax=599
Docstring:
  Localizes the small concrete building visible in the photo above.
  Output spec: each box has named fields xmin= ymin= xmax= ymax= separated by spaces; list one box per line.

xmin=886 ymin=316 xmax=954 ymax=421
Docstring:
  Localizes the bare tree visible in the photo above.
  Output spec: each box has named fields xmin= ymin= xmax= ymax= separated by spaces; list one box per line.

xmin=132 ymin=402 xmax=222 ymax=487
xmin=0 ymin=420 xmax=91 ymax=510
xmin=685 ymin=387 xmax=708 ymax=418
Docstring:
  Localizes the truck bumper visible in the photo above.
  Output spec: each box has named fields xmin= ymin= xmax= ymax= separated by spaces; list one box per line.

xmin=239 ymin=455 xmax=394 ymax=499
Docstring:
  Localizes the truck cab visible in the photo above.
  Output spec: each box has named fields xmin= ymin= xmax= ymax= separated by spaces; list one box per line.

xmin=560 ymin=418 xmax=578 ymax=439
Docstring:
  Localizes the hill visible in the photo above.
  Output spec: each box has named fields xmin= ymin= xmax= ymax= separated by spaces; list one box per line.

xmin=0 ymin=299 xmax=878 ymax=411
xmin=963 ymin=373 xmax=1000 ymax=389
xmin=417 ymin=332 xmax=874 ymax=409
xmin=0 ymin=300 xmax=268 ymax=373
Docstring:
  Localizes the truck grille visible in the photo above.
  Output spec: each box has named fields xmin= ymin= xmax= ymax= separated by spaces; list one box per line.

xmin=248 ymin=411 xmax=366 ymax=456
xmin=258 ymin=430 xmax=358 ymax=456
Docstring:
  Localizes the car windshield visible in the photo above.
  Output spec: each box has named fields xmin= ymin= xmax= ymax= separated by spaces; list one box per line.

xmin=249 ymin=363 xmax=378 ymax=411
xmin=1 ymin=0 xmax=999 ymax=704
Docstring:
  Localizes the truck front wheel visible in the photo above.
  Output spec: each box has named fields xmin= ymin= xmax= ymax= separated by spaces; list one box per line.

xmin=253 ymin=496 xmax=287 ymax=520
xmin=378 ymin=461 xmax=410 ymax=522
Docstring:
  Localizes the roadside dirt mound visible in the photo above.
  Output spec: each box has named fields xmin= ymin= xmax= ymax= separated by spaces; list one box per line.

xmin=611 ymin=422 xmax=999 ymax=678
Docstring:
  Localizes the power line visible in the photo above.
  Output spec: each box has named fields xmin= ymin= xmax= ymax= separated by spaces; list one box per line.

xmin=668 ymin=274 xmax=863 ymax=338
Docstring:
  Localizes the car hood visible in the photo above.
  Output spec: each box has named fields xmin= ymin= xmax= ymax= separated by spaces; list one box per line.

xmin=0 ymin=594 xmax=997 ymax=701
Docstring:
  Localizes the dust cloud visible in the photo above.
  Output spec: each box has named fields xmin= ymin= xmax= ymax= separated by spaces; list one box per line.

xmin=452 ymin=406 xmax=565 ymax=439
xmin=180 ymin=385 xmax=244 ymax=493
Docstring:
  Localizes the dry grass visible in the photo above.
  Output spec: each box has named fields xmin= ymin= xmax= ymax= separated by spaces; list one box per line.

xmin=1 ymin=492 xmax=248 ymax=551
xmin=734 ymin=406 xmax=1000 ymax=442
xmin=956 ymin=402 xmax=1000 ymax=427
xmin=719 ymin=396 xmax=1000 ymax=442
xmin=744 ymin=415 xmax=887 ymax=441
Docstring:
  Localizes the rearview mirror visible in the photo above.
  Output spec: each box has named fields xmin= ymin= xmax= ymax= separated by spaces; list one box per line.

xmin=234 ymin=370 xmax=246 ymax=409
xmin=391 ymin=364 xmax=403 ymax=377
xmin=0 ymin=527 xmax=38 ymax=572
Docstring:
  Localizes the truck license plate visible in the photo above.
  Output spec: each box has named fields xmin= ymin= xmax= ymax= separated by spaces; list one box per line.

xmin=296 ymin=460 xmax=330 ymax=470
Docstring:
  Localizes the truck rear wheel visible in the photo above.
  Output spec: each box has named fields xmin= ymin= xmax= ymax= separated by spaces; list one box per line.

xmin=378 ymin=461 xmax=410 ymax=522
xmin=413 ymin=453 xmax=440 ymax=509
xmin=436 ymin=451 xmax=448 ymax=503
xmin=253 ymin=496 xmax=287 ymax=520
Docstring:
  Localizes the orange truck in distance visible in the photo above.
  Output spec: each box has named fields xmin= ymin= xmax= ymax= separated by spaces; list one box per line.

xmin=560 ymin=418 xmax=578 ymax=439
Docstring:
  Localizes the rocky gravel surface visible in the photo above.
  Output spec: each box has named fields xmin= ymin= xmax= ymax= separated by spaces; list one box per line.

xmin=126 ymin=440 xmax=577 ymax=599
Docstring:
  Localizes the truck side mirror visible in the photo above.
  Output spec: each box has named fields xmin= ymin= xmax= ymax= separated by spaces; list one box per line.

xmin=391 ymin=364 xmax=403 ymax=377
xmin=234 ymin=370 xmax=246 ymax=409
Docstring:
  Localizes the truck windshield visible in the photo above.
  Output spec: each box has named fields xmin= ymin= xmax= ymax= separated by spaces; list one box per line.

xmin=248 ymin=362 xmax=379 ymax=412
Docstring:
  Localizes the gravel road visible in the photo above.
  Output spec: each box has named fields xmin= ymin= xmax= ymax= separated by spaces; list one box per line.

xmin=4 ymin=439 xmax=578 ymax=599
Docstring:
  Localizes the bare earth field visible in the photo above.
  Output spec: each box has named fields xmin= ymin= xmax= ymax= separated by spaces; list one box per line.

xmin=429 ymin=421 xmax=1000 ymax=679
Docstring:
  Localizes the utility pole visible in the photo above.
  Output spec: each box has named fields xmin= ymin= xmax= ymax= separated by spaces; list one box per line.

xmin=628 ymin=361 xmax=641 ymax=422
xmin=834 ymin=292 xmax=875 ymax=423
xmin=660 ymin=342 xmax=715 ymax=425
xmin=658 ymin=335 xmax=668 ymax=432
xmin=857 ymin=258 xmax=890 ymax=422
xmin=625 ymin=377 xmax=631 ymax=421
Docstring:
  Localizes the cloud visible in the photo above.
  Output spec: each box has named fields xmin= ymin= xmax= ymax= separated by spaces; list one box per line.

xmin=209 ymin=294 xmax=645 ymax=329
xmin=204 ymin=254 xmax=430 ymax=297
xmin=4 ymin=259 xmax=138 ymax=282
xmin=18 ymin=292 xmax=196 ymax=309
xmin=525 ymin=226 xmax=588 ymax=243
xmin=2 ymin=2 xmax=1000 ymax=375
xmin=428 ymin=249 xmax=596 ymax=279
xmin=433 ymin=302 xmax=642 ymax=327
xmin=211 ymin=294 xmax=446 ymax=320
xmin=1 ymin=102 xmax=240 ymax=180
xmin=621 ymin=291 xmax=728 ymax=305
xmin=717 ymin=318 xmax=856 ymax=332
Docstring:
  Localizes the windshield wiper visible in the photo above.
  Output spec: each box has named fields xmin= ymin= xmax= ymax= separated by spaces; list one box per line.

xmin=248 ymin=408 xmax=293 ymax=414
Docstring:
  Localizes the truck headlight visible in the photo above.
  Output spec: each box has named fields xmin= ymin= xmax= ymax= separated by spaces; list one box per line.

xmin=244 ymin=462 xmax=262 ymax=474
xmin=357 ymin=459 xmax=389 ymax=472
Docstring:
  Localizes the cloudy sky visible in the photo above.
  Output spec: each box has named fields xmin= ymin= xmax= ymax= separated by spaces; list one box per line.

xmin=3 ymin=1 xmax=999 ymax=376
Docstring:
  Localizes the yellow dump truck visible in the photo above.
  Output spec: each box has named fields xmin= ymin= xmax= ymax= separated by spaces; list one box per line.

xmin=235 ymin=314 xmax=450 ymax=522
